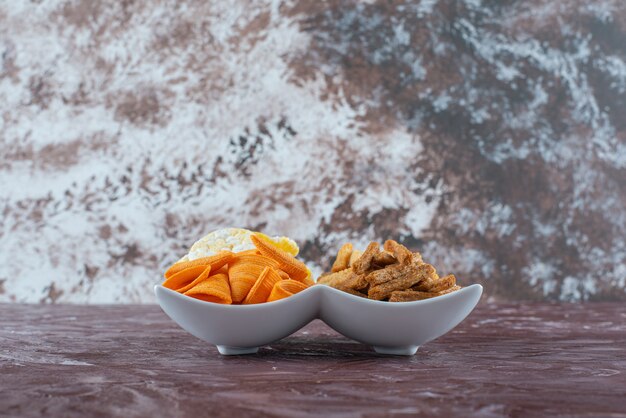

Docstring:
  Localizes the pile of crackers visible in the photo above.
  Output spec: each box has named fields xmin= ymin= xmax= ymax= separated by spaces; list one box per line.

xmin=317 ymin=240 xmax=461 ymax=302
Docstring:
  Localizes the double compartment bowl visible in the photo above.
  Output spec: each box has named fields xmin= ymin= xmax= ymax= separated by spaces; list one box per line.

xmin=155 ymin=283 xmax=483 ymax=356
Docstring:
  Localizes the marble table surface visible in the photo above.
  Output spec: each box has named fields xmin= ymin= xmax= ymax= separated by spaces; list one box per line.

xmin=1 ymin=302 xmax=625 ymax=417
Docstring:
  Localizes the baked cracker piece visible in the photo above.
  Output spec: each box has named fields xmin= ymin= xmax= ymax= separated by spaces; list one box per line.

xmin=372 ymin=251 xmax=397 ymax=268
xmin=348 ymin=249 xmax=363 ymax=267
xmin=352 ymin=242 xmax=380 ymax=274
xmin=389 ymin=285 xmax=462 ymax=302
xmin=366 ymin=260 xmax=429 ymax=287
xmin=410 ymin=266 xmax=440 ymax=291
xmin=331 ymin=243 xmax=353 ymax=272
xmin=366 ymin=263 xmax=400 ymax=286
xmin=317 ymin=268 xmax=353 ymax=287
xmin=430 ymin=274 xmax=456 ymax=293
xmin=334 ymin=284 xmax=368 ymax=298
xmin=383 ymin=240 xmax=413 ymax=264
xmin=341 ymin=271 xmax=369 ymax=291
xmin=368 ymin=263 xmax=437 ymax=300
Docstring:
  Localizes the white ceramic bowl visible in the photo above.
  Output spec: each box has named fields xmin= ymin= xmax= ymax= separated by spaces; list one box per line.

xmin=154 ymin=283 xmax=483 ymax=355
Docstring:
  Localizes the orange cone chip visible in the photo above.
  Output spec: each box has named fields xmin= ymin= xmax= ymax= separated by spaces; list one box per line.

xmin=228 ymin=264 xmax=263 ymax=303
xmin=267 ymin=280 xmax=309 ymax=302
xmin=227 ymin=255 xmax=277 ymax=302
xmin=251 ymin=234 xmax=309 ymax=282
xmin=234 ymin=249 xmax=261 ymax=257
xmin=177 ymin=265 xmax=212 ymax=294
xmin=164 ymin=251 xmax=233 ymax=279
xmin=243 ymin=267 xmax=283 ymax=304
xmin=230 ymin=253 xmax=280 ymax=269
xmin=162 ymin=265 xmax=208 ymax=291
xmin=276 ymin=269 xmax=290 ymax=280
xmin=301 ymin=274 xmax=315 ymax=287
xmin=184 ymin=273 xmax=232 ymax=304
xmin=162 ymin=230 xmax=315 ymax=304
xmin=214 ymin=264 xmax=229 ymax=275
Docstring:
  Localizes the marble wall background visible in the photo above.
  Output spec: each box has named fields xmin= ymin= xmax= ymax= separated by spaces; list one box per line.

xmin=1 ymin=0 xmax=625 ymax=303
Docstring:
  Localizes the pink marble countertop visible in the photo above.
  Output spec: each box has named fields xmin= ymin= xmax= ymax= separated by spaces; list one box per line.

xmin=1 ymin=302 xmax=625 ymax=417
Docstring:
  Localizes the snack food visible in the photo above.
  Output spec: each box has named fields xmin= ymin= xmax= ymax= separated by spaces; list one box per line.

xmin=181 ymin=228 xmax=299 ymax=262
xmin=162 ymin=229 xmax=312 ymax=304
xmin=317 ymin=240 xmax=461 ymax=302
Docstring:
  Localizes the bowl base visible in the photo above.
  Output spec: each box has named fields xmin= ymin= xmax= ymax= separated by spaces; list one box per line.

xmin=373 ymin=345 xmax=419 ymax=356
xmin=217 ymin=345 xmax=259 ymax=355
